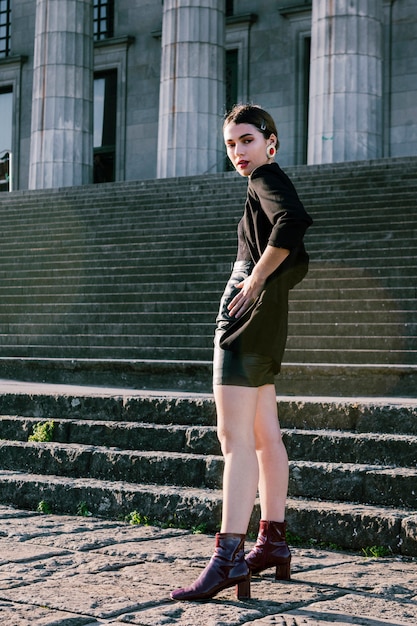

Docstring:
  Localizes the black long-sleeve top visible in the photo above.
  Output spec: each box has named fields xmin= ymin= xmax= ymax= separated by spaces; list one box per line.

xmin=219 ymin=162 xmax=313 ymax=370
xmin=237 ymin=162 xmax=312 ymax=267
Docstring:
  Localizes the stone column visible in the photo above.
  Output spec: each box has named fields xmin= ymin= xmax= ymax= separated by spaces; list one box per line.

xmin=307 ymin=0 xmax=383 ymax=164
xmin=29 ymin=0 xmax=93 ymax=189
xmin=157 ymin=0 xmax=225 ymax=178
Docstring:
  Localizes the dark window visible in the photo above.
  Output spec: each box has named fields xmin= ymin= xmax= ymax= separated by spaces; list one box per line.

xmin=226 ymin=0 xmax=234 ymax=17
xmin=302 ymin=36 xmax=311 ymax=163
xmin=0 ymin=0 xmax=11 ymax=58
xmin=226 ymin=49 xmax=238 ymax=113
xmin=93 ymin=0 xmax=114 ymax=41
xmin=94 ymin=70 xmax=117 ymax=183
xmin=224 ymin=49 xmax=238 ymax=170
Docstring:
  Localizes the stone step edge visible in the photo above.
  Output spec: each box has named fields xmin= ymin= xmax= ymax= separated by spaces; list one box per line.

xmin=5 ymin=438 xmax=417 ymax=472
xmin=0 ymin=357 xmax=416 ymax=376
xmin=0 ymin=470 xmax=415 ymax=555
xmin=2 ymin=154 xmax=416 ymax=193
xmin=3 ymin=166 xmax=416 ymax=197
xmin=0 ymin=359 xmax=416 ymax=394
xmin=3 ymin=440 xmax=417 ymax=506
xmin=0 ymin=366 xmax=416 ymax=430
xmin=1 ymin=350 xmax=416 ymax=368
xmin=1 ymin=191 xmax=416 ymax=217
xmin=3 ymin=417 xmax=417 ymax=447
xmin=0 ymin=323 xmax=413 ymax=335
xmin=3 ymin=420 xmax=417 ymax=470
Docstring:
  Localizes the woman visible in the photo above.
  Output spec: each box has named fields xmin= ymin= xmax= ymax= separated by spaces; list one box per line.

xmin=171 ymin=104 xmax=313 ymax=602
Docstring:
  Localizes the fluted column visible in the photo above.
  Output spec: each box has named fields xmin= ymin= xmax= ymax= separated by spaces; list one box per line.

xmin=29 ymin=0 xmax=93 ymax=189
xmin=307 ymin=0 xmax=383 ymax=164
xmin=157 ymin=0 xmax=225 ymax=178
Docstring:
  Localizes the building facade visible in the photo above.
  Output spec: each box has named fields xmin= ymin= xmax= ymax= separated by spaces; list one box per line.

xmin=0 ymin=0 xmax=416 ymax=190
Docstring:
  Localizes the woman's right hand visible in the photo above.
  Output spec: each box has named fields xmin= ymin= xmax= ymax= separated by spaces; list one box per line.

xmin=227 ymin=274 xmax=264 ymax=319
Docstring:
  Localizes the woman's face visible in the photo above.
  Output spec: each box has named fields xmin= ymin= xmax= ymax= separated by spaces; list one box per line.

xmin=223 ymin=121 xmax=275 ymax=177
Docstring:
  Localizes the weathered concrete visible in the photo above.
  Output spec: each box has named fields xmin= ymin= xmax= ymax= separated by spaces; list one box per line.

xmin=0 ymin=504 xmax=416 ymax=626
xmin=1 ymin=359 xmax=416 ymax=398
xmin=0 ymin=379 xmax=416 ymax=555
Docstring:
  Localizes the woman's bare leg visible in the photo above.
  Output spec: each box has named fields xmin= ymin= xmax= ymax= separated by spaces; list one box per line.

xmin=214 ymin=384 xmax=260 ymax=534
xmin=254 ymin=384 xmax=288 ymax=521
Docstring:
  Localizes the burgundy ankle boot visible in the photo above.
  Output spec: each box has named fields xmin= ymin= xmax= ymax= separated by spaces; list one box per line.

xmin=246 ymin=520 xmax=291 ymax=580
xmin=170 ymin=533 xmax=251 ymax=601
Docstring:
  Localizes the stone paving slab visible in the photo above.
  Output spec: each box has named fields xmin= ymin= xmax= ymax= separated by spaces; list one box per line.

xmin=0 ymin=506 xmax=416 ymax=625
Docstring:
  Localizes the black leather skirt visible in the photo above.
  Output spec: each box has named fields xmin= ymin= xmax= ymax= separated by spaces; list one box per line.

xmin=213 ymin=261 xmax=276 ymax=387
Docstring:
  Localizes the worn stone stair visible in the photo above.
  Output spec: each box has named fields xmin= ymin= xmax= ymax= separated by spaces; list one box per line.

xmin=0 ymin=385 xmax=416 ymax=555
xmin=0 ymin=157 xmax=416 ymax=395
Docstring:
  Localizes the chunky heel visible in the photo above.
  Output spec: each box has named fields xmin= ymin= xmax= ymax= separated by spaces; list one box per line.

xmin=275 ymin=561 xmax=291 ymax=581
xmin=236 ymin=574 xmax=251 ymax=599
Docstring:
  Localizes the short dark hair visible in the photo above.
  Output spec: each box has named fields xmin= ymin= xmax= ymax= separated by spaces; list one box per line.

xmin=223 ymin=104 xmax=280 ymax=150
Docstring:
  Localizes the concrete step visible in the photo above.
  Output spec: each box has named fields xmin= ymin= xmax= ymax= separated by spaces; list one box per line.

xmin=0 ymin=342 xmax=415 ymax=366
xmin=290 ymin=286 xmax=416 ymax=302
xmin=0 ymin=242 xmax=414 ymax=268
xmin=292 ymin=322 xmax=416 ymax=338
xmin=0 ymin=257 xmax=414 ymax=278
xmin=291 ymin=297 xmax=417 ymax=312
xmin=1 ymin=160 xmax=414 ymax=202
xmin=1 ymin=469 xmax=415 ymax=554
xmin=0 ymin=189 xmax=413 ymax=219
xmin=3 ymin=417 xmax=417 ymax=467
xmin=0 ymin=278 xmax=413 ymax=301
xmin=0 ymin=386 xmax=416 ymax=554
xmin=0 ymin=359 xmax=416 ymax=397
xmin=0 ymin=264 xmax=414 ymax=289
xmin=2 ymin=177 xmax=415 ymax=215
xmin=286 ymin=332 xmax=417 ymax=349
xmin=0 ymin=310 xmax=409 ymax=328
xmin=0 ymin=440 xmax=224 ymax=490
xmin=0 ymin=296 xmax=412 ymax=317
xmin=0 ymin=200 xmax=412 ymax=235
xmin=0 ymin=324 xmax=413 ymax=352
xmin=0 ymin=304 xmax=408 ymax=321
xmin=0 ymin=317 xmax=414 ymax=361
xmin=0 ymin=345 xmax=213 ymax=361
xmin=0 ymin=321 xmax=412 ymax=340
xmin=0 ymin=388 xmax=415 ymax=432
xmin=1 ymin=439 xmax=416 ymax=509
xmin=0 ymin=213 xmax=414 ymax=244
xmin=0 ymin=197 xmax=414 ymax=232
xmin=285 ymin=347 xmax=417 ymax=365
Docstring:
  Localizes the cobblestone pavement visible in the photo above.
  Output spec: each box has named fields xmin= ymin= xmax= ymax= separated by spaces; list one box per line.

xmin=0 ymin=505 xmax=416 ymax=626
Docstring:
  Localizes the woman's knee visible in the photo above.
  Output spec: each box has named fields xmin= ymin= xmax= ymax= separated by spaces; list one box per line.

xmin=254 ymin=413 xmax=285 ymax=453
xmin=217 ymin=425 xmax=256 ymax=457
xmin=214 ymin=384 xmax=258 ymax=454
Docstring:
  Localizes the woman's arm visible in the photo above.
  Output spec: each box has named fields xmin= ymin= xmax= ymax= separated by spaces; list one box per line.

xmin=227 ymin=245 xmax=290 ymax=319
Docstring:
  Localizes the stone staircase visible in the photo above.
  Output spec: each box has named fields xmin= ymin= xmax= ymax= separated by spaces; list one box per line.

xmin=0 ymin=157 xmax=416 ymax=554
xmin=0 ymin=384 xmax=416 ymax=555
xmin=0 ymin=156 xmax=415 ymax=395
